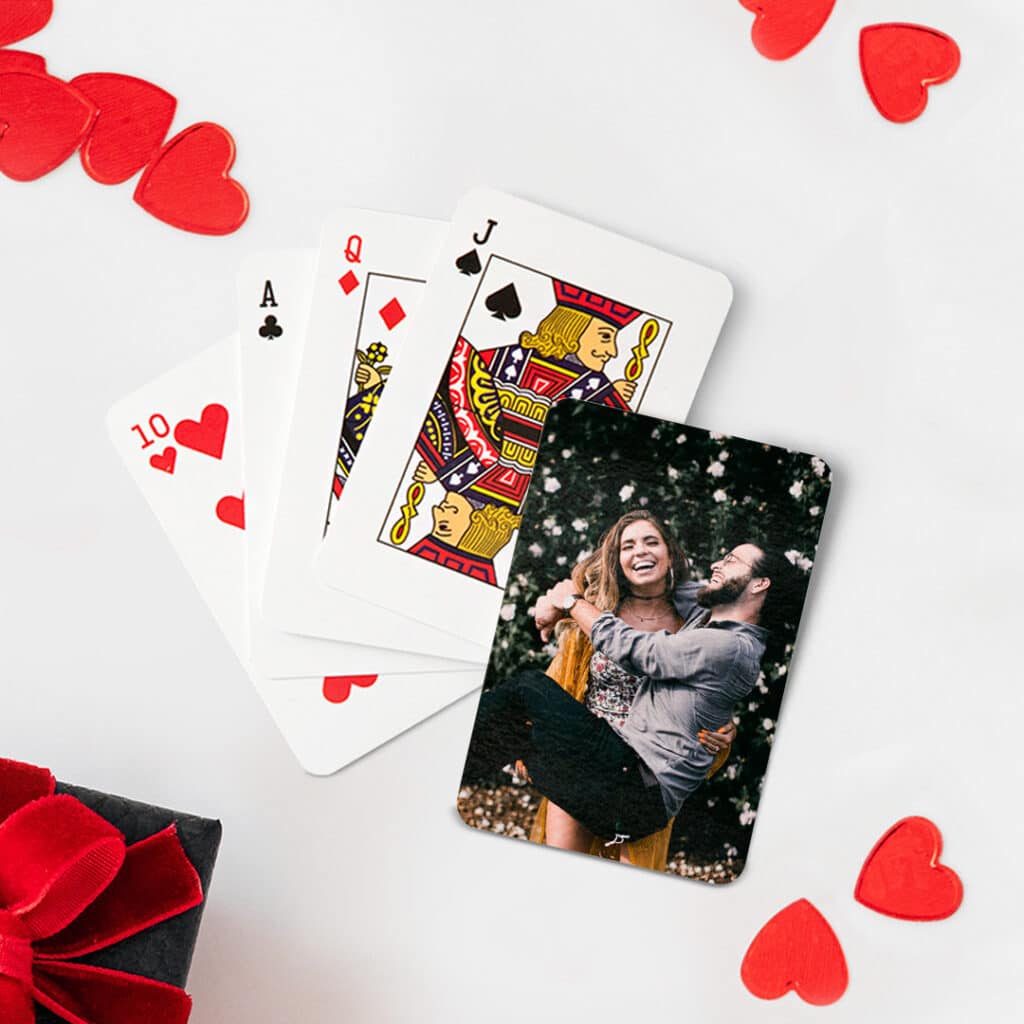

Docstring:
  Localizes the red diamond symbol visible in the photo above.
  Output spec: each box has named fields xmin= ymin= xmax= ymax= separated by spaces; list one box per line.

xmin=338 ymin=270 xmax=359 ymax=294
xmin=379 ymin=297 xmax=406 ymax=330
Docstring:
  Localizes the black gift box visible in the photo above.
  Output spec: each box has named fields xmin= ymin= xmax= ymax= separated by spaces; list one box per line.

xmin=32 ymin=782 xmax=222 ymax=1024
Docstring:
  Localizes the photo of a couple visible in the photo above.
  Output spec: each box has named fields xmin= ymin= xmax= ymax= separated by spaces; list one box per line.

xmin=458 ymin=402 xmax=830 ymax=881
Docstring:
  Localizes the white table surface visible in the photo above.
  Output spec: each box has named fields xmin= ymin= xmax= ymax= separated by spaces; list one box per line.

xmin=2 ymin=2 xmax=1022 ymax=1021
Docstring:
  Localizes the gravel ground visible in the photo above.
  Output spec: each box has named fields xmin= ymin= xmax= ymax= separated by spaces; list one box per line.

xmin=457 ymin=783 xmax=743 ymax=883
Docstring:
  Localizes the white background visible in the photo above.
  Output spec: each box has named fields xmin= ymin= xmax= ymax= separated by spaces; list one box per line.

xmin=2 ymin=2 xmax=1022 ymax=1021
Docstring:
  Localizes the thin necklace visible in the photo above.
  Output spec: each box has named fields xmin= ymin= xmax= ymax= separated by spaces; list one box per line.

xmin=625 ymin=596 xmax=675 ymax=623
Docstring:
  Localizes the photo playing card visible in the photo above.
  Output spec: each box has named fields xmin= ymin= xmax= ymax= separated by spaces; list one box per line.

xmin=316 ymin=188 xmax=735 ymax=658
xmin=457 ymin=400 xmax=832 ymax=881
xmin=259 ymin=210 xmax=488 ymax=664
xmin=238 ymin=246 xmax=473 ymax=676
xmin=107 ymin=335 xmax=483 ymax=775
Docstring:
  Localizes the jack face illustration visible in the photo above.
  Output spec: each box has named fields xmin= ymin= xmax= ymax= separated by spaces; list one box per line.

xmin=380 ymin=260 xmax=670 ymax=589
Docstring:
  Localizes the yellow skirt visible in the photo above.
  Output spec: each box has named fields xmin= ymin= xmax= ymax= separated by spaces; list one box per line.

xmin=529 ymin=796 xmax=674 ymax=870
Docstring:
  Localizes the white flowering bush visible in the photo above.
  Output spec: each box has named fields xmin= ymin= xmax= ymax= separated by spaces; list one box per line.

xmin=464 ymin=402 xmax=832 ymax=875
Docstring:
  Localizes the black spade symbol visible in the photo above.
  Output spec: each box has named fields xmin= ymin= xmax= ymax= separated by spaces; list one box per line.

xmin=455 ymin=249 xmax=482 ymax=276
xmin=259 ymin=315 xmax=283 ymax=339
xmin=485 ymin=282 xmax=521 ymax=321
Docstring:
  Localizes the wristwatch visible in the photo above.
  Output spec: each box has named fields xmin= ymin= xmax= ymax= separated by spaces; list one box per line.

xmin=562 ymin=593 xmax=584 ymax=612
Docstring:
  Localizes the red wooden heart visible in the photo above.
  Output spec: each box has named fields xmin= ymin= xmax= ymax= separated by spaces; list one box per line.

xmin=173 ymin=403 xmax=228 ymax=459
xmin=0 ymin=1 xmax=52 ymax=49
xmin=322 ymin=675 xmax=378 ymax=704
xmin=71 ymin=73 xmax=176 ymax=185
xmin=860 ymin=24 xmax=960 ymax=123
xmin=215 ymin=493 xmax=245 ymax=530
xmin=855 ymin=816 xmax=963 ymax=920
xmin=148 ymin=446 xmax=176 ymax=474
xmin=133 ymin=121 xmax=249 ymax=235
xmin=741 ymin=898 xmax=848 ymax=1006
xmin=0 ymin=71 xmax=96 ymax=181
xmin=739 ymin=0 xmax=836 ymax=61
xmin=0 ymin=49 xmax=46 ymax=74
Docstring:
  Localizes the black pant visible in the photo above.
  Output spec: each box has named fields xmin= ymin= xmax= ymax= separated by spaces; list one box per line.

xmin=468 ymin=669 xmax=670 ymax=842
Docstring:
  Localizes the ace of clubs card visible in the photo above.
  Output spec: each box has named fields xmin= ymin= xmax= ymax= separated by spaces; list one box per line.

xmin=238 ymin=244 xmax=474 ymax=676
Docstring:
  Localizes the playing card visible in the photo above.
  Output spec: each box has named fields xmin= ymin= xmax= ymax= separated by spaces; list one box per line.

xmin=107 ymin=335 xmax=482 ymax=775
xmin=259 ymin=210 xmax=487 ymax=663
xmin=316 ymin=188 xmax=734 ymax=658
xmin=238 ymin=246 xmax=473 ymax=676
xmin=106 ymin=334 xmax=252 ymax=650
xmin=457 ymin=399 xmax=831 ymax=881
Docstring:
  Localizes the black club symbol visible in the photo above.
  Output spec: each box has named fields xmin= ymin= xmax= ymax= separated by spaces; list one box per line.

xmin=259 ymin=315 xmax=283 ymax=340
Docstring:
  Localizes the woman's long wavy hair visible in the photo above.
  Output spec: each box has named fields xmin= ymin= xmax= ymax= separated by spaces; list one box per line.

xmin=556 ymin=511 xmax=691 ymax=639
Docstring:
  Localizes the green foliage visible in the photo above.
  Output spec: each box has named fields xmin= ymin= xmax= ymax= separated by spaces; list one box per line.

xmin=481 ymin=401 xmax=832 ymax=864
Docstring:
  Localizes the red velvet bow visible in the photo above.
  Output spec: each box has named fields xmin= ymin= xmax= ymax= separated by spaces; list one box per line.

xmin=0 ymin=758 xmax=203 ymax=1024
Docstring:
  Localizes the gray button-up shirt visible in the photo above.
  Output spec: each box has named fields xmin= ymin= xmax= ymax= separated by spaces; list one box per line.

xmin=589 ymin=599 xmax=768 ymax=819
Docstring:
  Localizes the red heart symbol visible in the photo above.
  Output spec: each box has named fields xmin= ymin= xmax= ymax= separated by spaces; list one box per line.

xmin=0 ymin=72 xmax=97 ymax=181
xmin=741 ymin=898 xmax=848 ymax=1006
xmin=0 ymin=1 xmax=52 ymax=49
xmin=133 ymin=122 xmax=249 ymax=235
xmin=173 ymin=403 xmax=228 ymax=459
xmin=215 ymin=493 xmax=245 ymax=530
xmin=854 ymin=816 xmax=963 ymax=920
xmin=0 ymin=50 xmax=46 ymax=74
xmin=860 ymin=24 xmax=960 ymax=123
xmin=148 ymin=446 xmax=176 ymax=474
xmin=739 ymin=0 xmax=836 ymax=61
xmin=322 ymin=675 xmax=378 ymax=704
xmin=71 ymin=73 xmax=176 ymax=185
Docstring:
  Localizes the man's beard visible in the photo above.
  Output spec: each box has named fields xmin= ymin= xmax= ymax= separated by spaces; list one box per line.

xmin=697 ymin=574 xmax=750 ymax=608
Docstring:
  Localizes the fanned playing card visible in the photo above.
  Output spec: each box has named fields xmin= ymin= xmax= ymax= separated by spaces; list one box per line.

xmin=238 ymin=246 xmax=473 ymax=676
xmin=316 ymin=189 xmax=734 ymax=658
xmin=106 ymin=336 xmax=481 ymax=775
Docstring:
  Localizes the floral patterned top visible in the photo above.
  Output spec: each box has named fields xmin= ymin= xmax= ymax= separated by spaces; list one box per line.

xmin=584 ymin=649 xmax=645 ymax=729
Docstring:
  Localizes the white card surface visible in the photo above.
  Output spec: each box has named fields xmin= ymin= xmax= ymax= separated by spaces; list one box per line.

xmin=260 ymin=210 xmax=487 ymax=663
xmin=237 ymin=247 xmax=471 ymax=676
xmin=107 ymin=336 xmax=482 ymax=775
xmin=316 ymin=188 xmax=734 ymax=656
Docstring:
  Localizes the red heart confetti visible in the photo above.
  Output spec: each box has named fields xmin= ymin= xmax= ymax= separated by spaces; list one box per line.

xmin=133 ymin=121 xmax=249 ymax=235
xmin=0 ymin=71 xmax=96 ymax=181
xmin=71 ymin=73 xmax=176 ymax=185
xmin=173 ymin=403 xmax=228 ymax=459
xmin=741 ymin=898 xmax=848 ymax=1006
xmin=322 ymin=675 xmax=378 ymax=704
xmin=0 ymin=0 xmax=52 ymax=49
xmin=854 ymin=816 xmax=963 ymax=921
xmin=215 ymin=493 xmax=245 ymax=530
xmin=148 ymin=446 xmax=176 ymax=474
xmin=739 ymin=0 xmax=836 ymax=61
xmin=0 ymin=49 xmax=45 ymax=74
xmin=860 ymin=23 xmax=960 ymax=124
